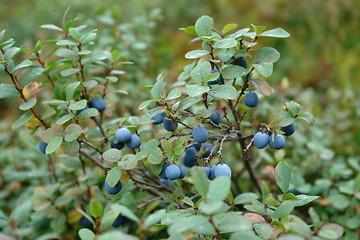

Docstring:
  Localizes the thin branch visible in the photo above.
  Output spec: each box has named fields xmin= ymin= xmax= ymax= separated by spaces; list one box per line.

xmin=79 ymin=149 xmax=107 ymax=171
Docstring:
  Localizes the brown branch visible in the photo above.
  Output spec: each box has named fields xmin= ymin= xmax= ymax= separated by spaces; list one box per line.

xmin=35 ymin=52 xmax=55 ymax=87
xmin=79 ymin=149 xmax=107 ymax=171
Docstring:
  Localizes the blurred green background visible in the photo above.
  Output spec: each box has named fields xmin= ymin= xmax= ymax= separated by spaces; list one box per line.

xmin=1 ymin=0 xmax=359 ymax=238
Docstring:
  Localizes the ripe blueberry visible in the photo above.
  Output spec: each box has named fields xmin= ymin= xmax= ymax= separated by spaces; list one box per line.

xmin=79 ymin=217 xmax=93 ymax=228
xmin=202 ymin=143 xmax=214 ymax=158
xmin=165 ymin=164 xmax=181 ymax=180
xmin=104 ymin=180 xmax=123 ymax=195
xmin=183 ymin=147 xmax=198 ymax=167
xmin=208 ymin=165 xmax=217 ymax=180
xmin=115 ymin=128 xmax=132 ymax=143
xmin=231 ymin=57 xmax=248 ymax=69
xmin=214 ymin=163 xmax=232 ymax=178
xmin=89 ymin=96 xmax=106 ymax=112
xmin=110 ymin=137 xmax=125 ymax=150
xmin=179 ymin=165 xmax=187 ymax=179
xmin=192 ymin=126 xmax=209 ymax=143
xmin=76 ymin=105 xmax=89 ymax=115
xmin=269 ymin=134 xmax=286 ymax=149
xmin=253 ymin=132 xmax=270 ymax=149
xmin=280 ymin=123 xmax=296 ymax=136
xmin=151 ymin=112 xmax=166 ymax=125
xmin=38 ymin=140 xmax=48 ymax=154
xmin=201 ymin=166 xmax=210 ymax=177
xmin=127 ymin=134 xmax=141 ymax=149
xmin=163 ymin=119 xmax=178 ymax=132
xmin=160 ymin=179 xmax=172 ymax=188
xmin=208 ymin=68 xmax=222 ymax=85
xmin=244 ymin=92 xmax=259 ymax=108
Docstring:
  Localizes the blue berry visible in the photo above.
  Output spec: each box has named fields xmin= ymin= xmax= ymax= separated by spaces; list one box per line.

xmin=77 ymin=105 xmax=89 ymax=115
xmin=89 ymin=96 xmax=106 ymax=112
xmin=253 ymin=132 xmax=270 ymax=149
xmin=127 ymin=134 xmax=141 ymax=149
xmin=192 ymin=126 xmax=209 ymax=143
xmin=38 ymin=140 xmax=48 ymax=154
xmin=115 ymin=128 xmax=132 ymax=143
xmin=165 ymin=164 xmax=181 ymax=180
xmin=201 ymin=167 xmax=211 ymax=177
xmin=269 ymin=134 xmax=286 ymax=149
xmin=104 ymin=180 xmax=123 ymax=195
xmin=202 ymin=143 xmax=214 ymax=158
xmin=160 ymin=179 xmax=172 ymax=188
xmin=110 ymin=137 xmax=125 ymax=150
xmin=208 ymin=69 xmax=222 ymax=85
xmin=163 ymin=119 xmax=178 ymax=132
xmin=79 ymin=217 xmax=93 ymax=228
xmin=214 ymin=163 xmax=232 ymax=178
xmin=244 ymin=92 xmax=259 ymax=108
xmin=151 ymin=112 xmax=166 ymax=125
xmin=280 ymin=123 xmax=296 ymax=136
xmin=159 ymin=163 xmax=170 ymax=179
xmin=208 ymin=165 xmax=217 ymax=180
xmin=183 ymin=147 xmax=198 ymax=167
xmin=179 ymin=165 xmax=187 ymax=179
xmin=209 ymin=108 xmax=221 ymax=125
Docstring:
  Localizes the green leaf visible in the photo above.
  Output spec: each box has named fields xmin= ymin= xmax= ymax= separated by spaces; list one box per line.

xmin=118 ymin=154 xmax=138 ymax=170
xmin=99 ymin=210 xmax=120 ymax=232
xmin=298 ymin=112 xmax=315 ymax=125
xmin=270 ymin=201 xmax=294 ymax=219
xmin=46 ymin=137 xmax=63 ymax=154
xmin=183 ymin=26 xmax=197 ymax=36
xmin=151 ymin=74 xmax=164 ymax=99
xmin=143 ymin=107 xmax=164 ymax=120
xmin=195 ymin=15 xmax=214 ymax=37
xmin=244 ymin=200 xmax=267 ymax=215
xmin=204 ymin=71 xmax=221 ymax=84
xmin=106 ymin=168 xmax=121 ymax=187
xmin=293 ymin=195 xmax=320 ymax=207
xmin=251 ymin=24 xmax=266 ymax=35
xmin=55 ymin=48 xmax=78 ymax=60
xmin=285 ymin=101 xmax=301 ymax=117
xmin=222 ymin=23 xmax=238 ymax=34
xmin=89 ymin=199 xmax=103 ymax=218
xmin=111 ymin=204 xmax=140 ymax=223
xmin=64 ymin=124 xmax=82 ymax=142
xmin=103 ymin=148 xmax=121 ymax=162
xmin=178 ymin=96 xmax=202 ymax=111
xmin=81 ymin=31 xmax=97 ymax=46
xmin=138 ymin=99 xmax=157 ymax=110
xmin=254 ymin=47 xmax=280 ymax=64
xmin=11 ymin=111 xmax=32 ymax=129
xmin=230 ymin=230 xmax=262 ymax=240
xmin=66 ymin=82 xmax=81 ymax=101
xmin=275 ymin=111 xmax=294 ymax=127
xmin=234 ymin=192 xmax=259 ymax=205
xmin=217 ymin=49 xmax=235 ymax=62
xmin=56 ymin=114 xmax=74 ymax=125
xmin=318 ymin=224 xmax=344 ymax=240
xmin=186 ymin=84 xmax=210 ymax=97
xmin=191 ymin=167 xmax=208 ymax=196
xmin=182 ymin=197 xmax=194 ymax=207
xmin=10 ymin=60 xmax=32 ymax=73
xmin=207 ymin=176 xmax=231 ymax=203
xmin=275 ymin=161 xmax=291 ymax=193
xmin=222 ymin=65 xmax=248 ymax=79
xmin=21 ymin=67 xmax=44 ymax=88
xmin=308 ymin=207 xmax=322 ymax=230
xmin=166 ymin=88 xmax=182 ymax=100
xmin=41 ymin=24 xmax=63 ymax=32
xmin=185 ymin=50 xmax=210 ymax=59
xmin=56 ymin=39 xmax=77 ymax=46
xmin=61 ymin=68 xmax=80 ymax=77
xmin=227 ymin=28 xmax=251 ymax=39
xmin=19 ymin=98 xmax=37 ymax=111
xmin=259 ymin=28 xmax=290 ymax=38
xmin=143 ymin=209 xmax=166 ymax=228
xmin=63 ymin=140 xmax=80 ymax=156
xmin=216 ymin=213 xmax=252 ymax=233
xmin=250 ymin=79 xmax=272 ymax=96
xmin=213 ymin=38 xmax=238 ymax=49
xmin=69 ymin=27 xmax=81 ymax=41
xmin=69 ymin=99 xmax=87 ymax=111
xmin=78 ymin=108 xmax=99 ymax=119
xmin=4 ymin=47 xmax=20 ymax=61
xmin=0 ymin=84 xmax=19 ymax=98
xmin=160 ymin=139 xmax=173 ymax=153
xmin=253 ymin=223 xmax=273 ymax=239
xmin=111 ymin=49 xmax=121 ymax=62
xmin=191 ymin=61 xmax=211 ymax=84
xmin=208 ymin=85 xmax=238 ymax=100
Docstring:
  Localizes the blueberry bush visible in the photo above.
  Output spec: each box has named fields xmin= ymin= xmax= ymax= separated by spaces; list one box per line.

xmin=0 ymin=12 xmax=353 ymax=240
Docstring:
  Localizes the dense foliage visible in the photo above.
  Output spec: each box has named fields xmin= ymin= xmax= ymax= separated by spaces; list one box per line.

xmin=0 ymin=6 xmax=359 ymax=240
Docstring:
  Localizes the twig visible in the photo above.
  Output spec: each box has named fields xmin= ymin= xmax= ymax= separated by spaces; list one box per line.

xmin=79 ymin=149 xmax=107 ymax=171
xmin=137 ymin=196 xmax=163 ymax=209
